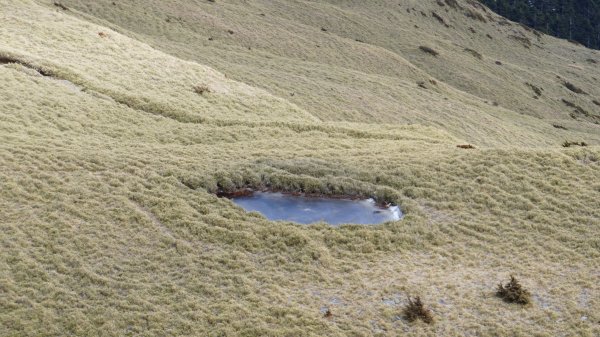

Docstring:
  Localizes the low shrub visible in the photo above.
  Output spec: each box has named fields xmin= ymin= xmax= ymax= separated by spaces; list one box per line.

xmin=496 ymin=276 xmax=530 ymax=305
xmin=403 ymin=296 xmax=433 ymax=324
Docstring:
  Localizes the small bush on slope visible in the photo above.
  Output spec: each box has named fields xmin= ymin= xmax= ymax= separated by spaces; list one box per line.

xmin=403 ymin=296 xmax=434 ymax=324
xmin=497 ymin=276 xmax=531 ymax=305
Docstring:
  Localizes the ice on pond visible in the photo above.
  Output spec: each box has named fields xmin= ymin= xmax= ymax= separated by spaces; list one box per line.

xmin=231 ymin=192 xmax=402 ymax=225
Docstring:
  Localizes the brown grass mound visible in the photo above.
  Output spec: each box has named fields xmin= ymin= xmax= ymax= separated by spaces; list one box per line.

xmin=403 ymin=296 xmax=434 ymax=324
xmin=496 ymin=276 xmax=531 ymax=305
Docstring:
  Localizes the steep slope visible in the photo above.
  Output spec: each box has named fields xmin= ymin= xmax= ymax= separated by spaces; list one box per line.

xmin=41 ymin=0 xmax=600 ymax=146
xmin=1 ymin=0 xmax=599 ymax=336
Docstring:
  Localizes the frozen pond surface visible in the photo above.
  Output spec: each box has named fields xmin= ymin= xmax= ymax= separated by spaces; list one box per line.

xmin=232 ymin=192 xmax=402 ymax=225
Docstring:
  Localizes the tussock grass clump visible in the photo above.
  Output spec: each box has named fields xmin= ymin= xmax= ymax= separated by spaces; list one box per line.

xmin=419 ymin=46 xmax=439 ymax=56
xmin=496 ymin=276 xmax=531 ymax=305
xmin=193 ymin=84 xmax=211 ymax=95
xmin=403 ymin=296 xmax=433 ymax=324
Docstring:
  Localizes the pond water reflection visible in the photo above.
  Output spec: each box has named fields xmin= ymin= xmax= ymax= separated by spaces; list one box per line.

xmin=232 ymin=192 xmax=402 ymax=225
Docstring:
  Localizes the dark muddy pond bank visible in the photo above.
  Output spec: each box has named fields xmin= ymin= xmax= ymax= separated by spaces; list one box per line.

xmin=229 ymin=191 xmax=402 ymax=225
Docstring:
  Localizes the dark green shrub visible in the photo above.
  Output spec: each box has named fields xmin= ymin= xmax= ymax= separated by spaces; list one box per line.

xmin=403 ymin=296 xmax=433 ymax=324
xmin=496 ymin=276 xmax=531 ymax=305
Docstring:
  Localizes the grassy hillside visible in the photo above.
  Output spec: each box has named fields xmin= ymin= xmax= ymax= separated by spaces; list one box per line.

xmin=42 ymin=0 xmax=600 ymax=146
xmin=0 ymin=0 xmax=599 ymax=336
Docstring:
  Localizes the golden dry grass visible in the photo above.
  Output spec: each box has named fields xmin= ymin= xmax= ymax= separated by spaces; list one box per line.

xmin=0 ymin=0 xmax=599 ymax=336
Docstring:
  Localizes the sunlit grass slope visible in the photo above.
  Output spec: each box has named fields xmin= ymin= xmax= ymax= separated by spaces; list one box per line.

xmin=47 ymin=0 xmax=600 ymax=146
xmin=0 ymin=0 xmax=599 ymax=336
